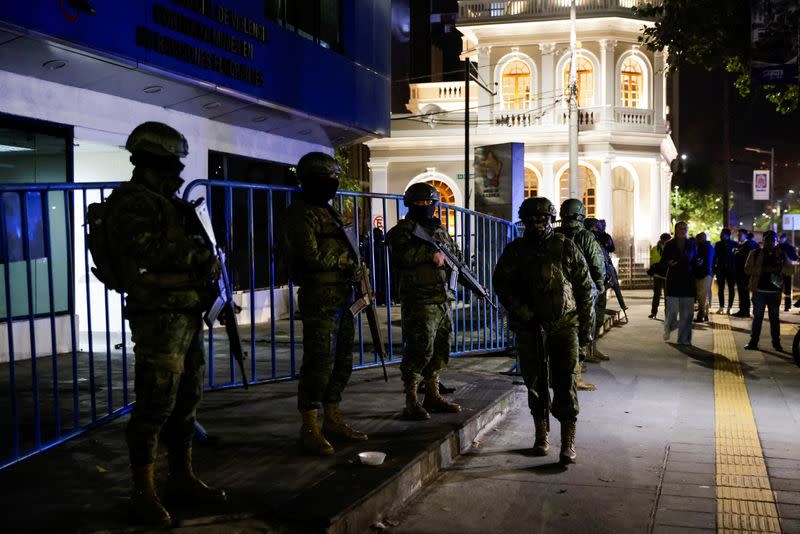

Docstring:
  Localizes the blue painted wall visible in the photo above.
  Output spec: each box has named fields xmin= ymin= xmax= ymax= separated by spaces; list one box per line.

xmin=0 ymin=0 xmax=390 ymax=136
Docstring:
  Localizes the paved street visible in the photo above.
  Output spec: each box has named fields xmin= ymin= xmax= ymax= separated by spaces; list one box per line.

xmin=387 ymin=291 xmax=800 ymax=534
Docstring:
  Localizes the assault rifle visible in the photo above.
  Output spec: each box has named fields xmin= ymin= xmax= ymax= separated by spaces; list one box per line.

xmin=341 ymin=222 xmax=389 ymax=382
xmin=192 ymin=199 xmax=249 ymax=389
xmin=410 ymin=224 xmax=498 ymax=310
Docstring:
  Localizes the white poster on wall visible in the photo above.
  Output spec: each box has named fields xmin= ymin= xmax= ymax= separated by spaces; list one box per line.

xmin=753 ymin=170 xmax=770 ymax=200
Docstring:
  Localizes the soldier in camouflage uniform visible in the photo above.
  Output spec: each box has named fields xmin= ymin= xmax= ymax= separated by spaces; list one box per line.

xmin=385 ymin=183 xmax=461 ymax=420
xmin=555 ymin=199 xmax=606 ymax=390
xmin=493 ymin=197 xmax=594 ymax=464
xmin=105 ymin=122 xmax=226 ymax=527
xmin=283 ymin=152 xmax=368 ymax=456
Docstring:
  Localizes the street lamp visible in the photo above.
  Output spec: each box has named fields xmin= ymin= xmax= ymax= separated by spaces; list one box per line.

xmin=744 ymin=146 xmax=775 ymax=230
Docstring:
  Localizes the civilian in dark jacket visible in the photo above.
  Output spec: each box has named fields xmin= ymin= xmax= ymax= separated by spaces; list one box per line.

xmin=713 ymin=229 xmax=737 ymax=314
xmin=733 ymin=230 xmax=759 ymax=317
xmin=660 ymin=221 xmax=697 ymax=345
xmin=692 ymin=232 xmax=714 ymax=322
xmin=779 ymin=233 xmax=798 ymax=311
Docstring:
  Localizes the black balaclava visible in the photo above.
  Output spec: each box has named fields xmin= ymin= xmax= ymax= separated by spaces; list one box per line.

xmin=523 ymin=214 xmax=553 ymax=242
xmin=131 ymin=152 xmax=185 ymax=197
xmin=408 ymin=203 xmax=436 ymax=222
xmin=302 ymin=175 xmax=339 ymax=207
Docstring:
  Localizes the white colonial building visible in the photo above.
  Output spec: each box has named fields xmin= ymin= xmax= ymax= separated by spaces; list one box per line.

xmin=367 ymin=0 xmax=673 ymax=261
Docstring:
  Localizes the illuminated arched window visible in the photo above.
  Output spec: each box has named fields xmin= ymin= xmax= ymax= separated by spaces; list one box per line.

xmin=559 ymin=165 xmax=597 ymax=217
xmin=620 ymin=57 xmax=643 ymax=108
xmin=425 ymin=179 xmax=457 ymax=234
xmin=524 ymin=167 xmax=539 ymax=198
xmin=502 ymin=60 xmax=532 ymax=110
xmin=563 ymin=57 xmax=594 ymax=108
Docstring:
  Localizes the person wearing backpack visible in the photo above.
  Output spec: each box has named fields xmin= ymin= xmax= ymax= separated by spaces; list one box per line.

xmin=493 ymin=197 xmax=595 ymax=465
xmin=744 ymin=230 xmax=795 ymax=351
xmin=647 ymin=232 xmax=671 ymax=319
xmin=97 ymin=122 xmax=226 ymax=527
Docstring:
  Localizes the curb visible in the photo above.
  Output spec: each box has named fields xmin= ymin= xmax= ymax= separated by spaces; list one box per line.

xmin=326 ymin=387 xmax=516 ymax=534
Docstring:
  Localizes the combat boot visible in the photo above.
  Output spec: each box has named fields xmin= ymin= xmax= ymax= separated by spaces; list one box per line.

xmin=532 ymin=417 xmax=549 ymax=456
xmin=559 ymin=420 xmax=577 ymax=464
xmin=592 ymin=342 xmax=610 ymax=361
xmin=165 ymin=446 xmax=227 ymax=505
xmin=403 ymin=379 xmax=430 ymax=420
xmin=323 ymin=403 xmax=368 ymax=442
xmin=299 ymin=410 xmax=335 ymax=456
xmin=130 ymin=463 xmax=171 ymax=528
xmin=576 ymin=368 xmax=596 ymax=391
xmin=422 ymin=374 xmax=461 ymax=413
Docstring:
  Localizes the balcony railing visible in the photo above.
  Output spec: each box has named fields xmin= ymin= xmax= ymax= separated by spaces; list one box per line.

xmin=614 ymin=107 xmax=654 ymax=126
xmin=458 ymin=0 xmax=659 ymax=21
xmin=407 ymin=81 xmax=478 ymax=113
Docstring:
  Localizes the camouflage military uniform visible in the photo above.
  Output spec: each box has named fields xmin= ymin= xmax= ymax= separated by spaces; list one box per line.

xmin=385 ymin=217 xmax=456 ymax=386
xmin=108 ymin=170 xmax=217 ymax=467
xmin=555 ymin=220 xmax=605 ymax=340
xmin=283 ymin=196 xmax=357 ymax=412
xmin=493 ymin=233 xmax=595 ymax=422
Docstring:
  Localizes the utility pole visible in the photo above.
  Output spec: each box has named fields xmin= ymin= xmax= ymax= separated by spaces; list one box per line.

xmin=568 ymin=0 xmax=579 ymax=198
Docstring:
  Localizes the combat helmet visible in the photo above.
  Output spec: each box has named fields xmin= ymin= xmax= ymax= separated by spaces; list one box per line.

xmin=403 ymin=182 xmax=440 ymax=207
xmin=519 ymin=197 xmax=557 ymax=221
xmin=583 ymin=217 xmax=600 ymax=231
xmin=126 ymin=122 xmax=188 ymax=158
xmin=296 ymin=152 xmax=340 ymax=183
xmin=560 ymin=198 xmax=586 ymax=221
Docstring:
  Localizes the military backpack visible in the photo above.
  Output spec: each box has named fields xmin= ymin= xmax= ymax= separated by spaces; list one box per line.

xmin=86 ymin=193 xmax=132 ymax=293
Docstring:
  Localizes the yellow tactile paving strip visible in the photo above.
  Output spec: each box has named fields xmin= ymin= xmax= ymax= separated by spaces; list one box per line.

xmin=712 ymin=315 xmax=781 ymax=533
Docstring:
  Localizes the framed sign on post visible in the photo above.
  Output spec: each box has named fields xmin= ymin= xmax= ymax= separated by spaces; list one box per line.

xmin=753 ymin=170 xmax=770 ymax=200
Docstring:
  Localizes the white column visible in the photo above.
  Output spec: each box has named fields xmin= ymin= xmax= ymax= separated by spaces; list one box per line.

xmin=653 ymin=50 xmax=666 ymax=130
xmin=599 ymin=39 xmax=617 ymax=127
xmin=541 ymin=159 xmax=556 ymax=202
xmin=539 ymin=42 xmax=556 ymax=124
xmin=368 ymin=160 xmax=390 ymax=229
xmin=649 ymin=159 xmax=662 ymax=242
xmin=661 ymin=160 xmax=672 ymax=232
xmin=600 ymin=157 xmax=614 ymax=233
xmin=477 ymin=46 xmax=492 ymax=125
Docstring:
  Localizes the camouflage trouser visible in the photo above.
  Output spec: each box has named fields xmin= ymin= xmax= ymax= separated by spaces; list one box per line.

xmin=516 ymin=324 xmax=579 ymax=422
xmin=399 ymin=302 xmax=452 ymax=387
xmin=126 ymin=312 xmax=205 ymax=466
xmin=594 ymin=289 xmax=607 ymax=339
xmin=297 ymin=284 xmax=355 ymax=412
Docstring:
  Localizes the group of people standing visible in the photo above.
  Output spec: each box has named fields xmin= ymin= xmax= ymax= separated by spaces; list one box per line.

xmin=650 ymin=223 xmax=797 ymax=350
xmin=99 ymin=121 xmax=628 ymax=528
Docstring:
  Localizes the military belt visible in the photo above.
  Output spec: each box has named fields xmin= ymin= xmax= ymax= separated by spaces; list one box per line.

xmin=407 ymin=265 xmax=446 ymax=285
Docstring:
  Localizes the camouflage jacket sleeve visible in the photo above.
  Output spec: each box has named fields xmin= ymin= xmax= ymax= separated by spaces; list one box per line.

xmin=563 ymin=239 xmax=596 ymax=342
xmin=492 ymin=240 xmax=535 ymax=325
xmin=283 ymin=204 xmax=350 ymax=273
xmin=385 ymin=219 xmax=437 ymax=268
xmin=111 ymin=189 xmax=212 ymax=273
xmin=576 ymin=230 xmax=606 ymax=290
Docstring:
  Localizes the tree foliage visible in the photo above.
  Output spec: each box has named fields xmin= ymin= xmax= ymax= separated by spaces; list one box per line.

xmin=635 ymin=0 xmax=799 ymax=114
xmin=671 ymin=187 xmax=734 ymax=239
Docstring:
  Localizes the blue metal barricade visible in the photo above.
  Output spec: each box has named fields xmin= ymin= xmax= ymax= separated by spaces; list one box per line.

xmin=0 ymin=179 xmax=517 ymax=469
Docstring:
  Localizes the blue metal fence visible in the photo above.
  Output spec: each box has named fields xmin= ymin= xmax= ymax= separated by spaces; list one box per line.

xmin=0 ymin=179 xmax=516 ymax=469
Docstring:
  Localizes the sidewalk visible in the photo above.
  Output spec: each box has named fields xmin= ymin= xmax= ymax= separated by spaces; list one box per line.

xmin=0 ymin=353 xmax=518 ymax=533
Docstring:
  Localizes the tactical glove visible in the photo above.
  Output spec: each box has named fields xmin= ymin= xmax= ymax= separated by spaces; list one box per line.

xmin=579 ymin=330 xmax=593 ymax=346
